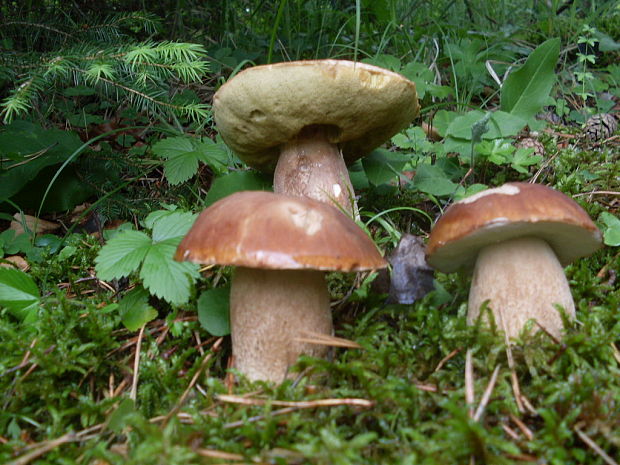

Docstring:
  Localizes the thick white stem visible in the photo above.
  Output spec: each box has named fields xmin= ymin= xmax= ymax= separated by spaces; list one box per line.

xmin=274 ymin=126 xmax=358 ymax=217
xmin=230 ymin=267 xmax=333 ymax=383
xmin=468 ymin=237 xmax=575 ymax=340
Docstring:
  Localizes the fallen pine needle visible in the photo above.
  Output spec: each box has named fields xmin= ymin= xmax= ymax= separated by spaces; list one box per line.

xmin=196 ymin=448 xmax=244 ymax=460
xmin=510 ymin=414 xmax=534 ymax=441
xmin=130 ymin=325 xmax=145 ymax=401
xmin=216 ymin=394 xmax=374 ymax=409
xmin=611 ymin=343 xmax=620 ymax=365
xmin=502 ymin=423 xmax=520 ymax=440
xmin=434 ymin=347 xmax=462 ymax=373
xmin=295 ymin=331 xmax=362 ymax=349
xmin=8 ymin=424 xmax=104 ymax=465
xmin=473 ymin=365 xmax=500 ymax=421
xmin=574 ymin=426 xmax=618 ymax=465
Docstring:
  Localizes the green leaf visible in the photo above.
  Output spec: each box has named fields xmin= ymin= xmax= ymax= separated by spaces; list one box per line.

xmin=118 ymin=287 xmax=158 ymax=331
xmin=0 ymin=268 xmax=40 ymax=320
xmin=197 ymin=286 xmax=231 ymax=336
xmin=0 ymin=121 xmax=84 ymax=202
xmin=204 ymin=171 xmax=272 ymax=206
xmin=107 ymin=399 xmax=136 ymax=433
xmin=362 ymin=149 xmax=410 ymax=186
xmin=453 ymin=183 xmax=488 ymax=202
xmin=153 ymin=137 xmax=230 ymax=185
xmin=475 ymin=139 xmax=514 ymax=165
xmin=95 ymin=230 xmax=152 ymax=280
xmin=400 ymin=62 xmax=434 ymax=99
xmin=599 ymin=212 xmax=620 ymax=246
xmin=391 ymin=127 xmax=432 ymax=152
xmin=431 ymin=110 xmax=460 ymax=137
xmin=140 ymin=239 xmax=199 ymax=305
xmin=0 ymin=230 xmax=33 ymax=255
xmin=153 ymin=137 xmax=201 ymax=185
xmin=500 ymin=38 xmax=560 ymax=121
xmin=412 ymin=164 xmax=458 ymax=196
xmin=149 ymin=210 xmax=197 ymax=243
xmin=447 ymin=110 xmax=526 ymax=141
xmin=197 ymin=140 xmax=230 ymax=175
xmin=510 ymin=147 xmax=541 ymax=174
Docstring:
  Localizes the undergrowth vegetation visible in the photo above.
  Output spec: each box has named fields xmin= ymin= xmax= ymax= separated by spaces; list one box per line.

xmin=0 ymin=0 xmax=619 ymax=463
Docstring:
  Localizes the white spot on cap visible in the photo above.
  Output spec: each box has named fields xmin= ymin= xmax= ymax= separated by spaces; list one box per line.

xmin=459 ymin=184 xmax=521 ymax=204
xmin=288 ymin=205 xmax=323 ymax=235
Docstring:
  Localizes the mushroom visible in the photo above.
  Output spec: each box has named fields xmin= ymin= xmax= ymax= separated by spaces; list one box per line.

xmin=425 ymin=182 xmax=602 ymax=340
xmin=213 ymin=60 xmax=419 ymax=215
xmin=175 ymin=191 xmax=387 ymax=382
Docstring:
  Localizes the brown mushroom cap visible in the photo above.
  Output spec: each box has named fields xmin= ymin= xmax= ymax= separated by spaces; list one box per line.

xmin=426 ymin=183 xmax=602 ymax=273
xmin=175 ymin=191 xmax=387 ymax=271
xmin=213 ymin=60 xmax=419 ymax=171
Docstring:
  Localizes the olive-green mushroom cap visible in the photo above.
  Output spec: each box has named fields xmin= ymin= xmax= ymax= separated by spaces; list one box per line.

xmin=213 ymin=60 xmax=419 ymax=171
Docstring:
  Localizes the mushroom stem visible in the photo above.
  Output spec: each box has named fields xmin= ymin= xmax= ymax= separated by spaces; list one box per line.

xmin=274 ymin=125 xmax=358 ymax=217
xmin=230 ymin=267 xmax=333 ymax=383
xmin=468 ymin=237 xmax=575 ymax=340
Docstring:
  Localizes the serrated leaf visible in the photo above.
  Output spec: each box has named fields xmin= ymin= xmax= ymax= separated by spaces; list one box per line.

xmin=195 ymin=140 xmax=230 ymax=175
xmin=600 ymin=212 xmax=620 ymax=246
xmin=500 ymin=38 xmax=560 ymax=121
xmin=205 ymin=171 xmax=272 ymax=206
xmin=0 ymin=268 xmax=40 ymax=320
xmin=391 ymin=127 xmax=432 ymax=152
xmin=197 ymin=286 xmax=231 ymax=336
xmin=153 ymin=137 xmax=201 ymax=185
xmin=362 ymin=149 xmax=410 ymax=186
xmin=140 ymin=239 xmax=199 ymax=305
xmin=150 ymin=211 xmax=197 ymax=243
xmin=164 ymin=149 xmax=202 ymax=185
xmin=412 ymin=164 xmax=458 ymax=196
xmin=510 ymin=147 xmax=541 ymax=174
xmin=95 ymin=230 xmax=152 ymax=280
xmin=118 ymin=287 xmax=158 ymax=331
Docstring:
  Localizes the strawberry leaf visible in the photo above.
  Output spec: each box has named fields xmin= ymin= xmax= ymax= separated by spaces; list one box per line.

xmin=95 ymin=230 xmax=151 ymax=280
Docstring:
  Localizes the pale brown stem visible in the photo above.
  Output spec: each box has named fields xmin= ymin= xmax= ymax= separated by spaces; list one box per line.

xmin=274 ymin=126 xmax=358 ymax=217
xmin=468 ymin=237 xmax=575 ymax=340
xmin=230 ymin=268 xmax=333 ymax=383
